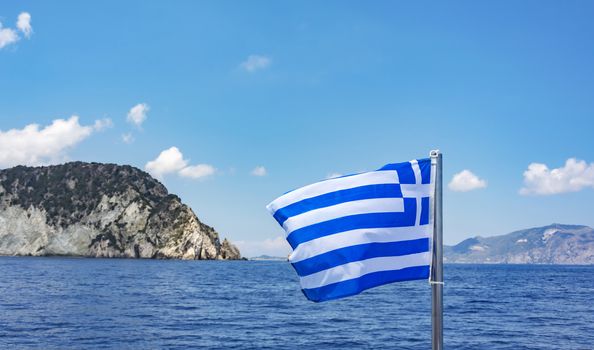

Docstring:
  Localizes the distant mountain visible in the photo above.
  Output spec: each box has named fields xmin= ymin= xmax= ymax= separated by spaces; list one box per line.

xmin=0 ymin=162 xmax=241 ymax=260
xmin=250 ymin=255 xmax=286 ymax=261
xmin=445 ymin=224 xmax=594 ymax=264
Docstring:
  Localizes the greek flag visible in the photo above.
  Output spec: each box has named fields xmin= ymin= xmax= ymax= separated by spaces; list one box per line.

xmin=267 ymin=158 xmax=434 ymax=302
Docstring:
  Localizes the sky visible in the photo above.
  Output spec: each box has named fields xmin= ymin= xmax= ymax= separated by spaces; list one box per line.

xmin=1 ymin=1 xmax=594 ymax=257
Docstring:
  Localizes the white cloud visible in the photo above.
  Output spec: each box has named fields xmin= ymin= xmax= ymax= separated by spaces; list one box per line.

xmin=145 ymin=146 xmax=216 ymax=180
xmin=145 ymin=147 xmax=188 ymax=179
xmin=0 ymin=116 xmax=106 ymax=168
xmin=240 ymin=55 xmax=271 ymax=72
xmin=251 ymin=166 xmax=267 ymax=176
xmin=16 ymin=12 xmax=32 ymax=38
xmin=121 ymin=133 xmax=134 ymax=144
xmin=520 ymin=158 xmax=594 ymax=195
xmin=234 ymin=236 xmax=291 ymax=258
xmin=0 ymin=12 xmax=33 ymax=50
xmin=179 ymin=164 xmax=216 ymax=179
xmin=93 ymin=118 xmax=113 ymax=131
xmin=326 ymin=172 xmax=343 ymax=179
xmin=0 ymin=25 xmax=19 ymax=49
xmin=448 ymin=170 xmax=487 ymax=192
xmin=126 ymin=103 xmax=149 ymax=128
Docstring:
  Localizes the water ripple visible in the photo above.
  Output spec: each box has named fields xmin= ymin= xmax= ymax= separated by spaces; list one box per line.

xmin=0 ymin=257 xmax=592 ymax=349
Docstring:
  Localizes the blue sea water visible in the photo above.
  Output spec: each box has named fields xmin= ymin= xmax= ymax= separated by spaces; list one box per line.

xmin=0 ymin=258 xmax=592 ymax=349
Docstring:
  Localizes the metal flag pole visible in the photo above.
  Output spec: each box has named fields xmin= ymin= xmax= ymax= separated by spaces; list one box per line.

xmin=430 ymin=150 xmax=443 ymax=350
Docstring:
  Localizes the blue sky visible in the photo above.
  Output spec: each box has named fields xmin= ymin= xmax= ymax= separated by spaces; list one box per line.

xmin=1 ymin=1 xmax=594 ymax=257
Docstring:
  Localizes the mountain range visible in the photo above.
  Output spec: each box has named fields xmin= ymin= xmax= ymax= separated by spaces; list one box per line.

xmin=445 ymin=224 xmax=594 ymax=264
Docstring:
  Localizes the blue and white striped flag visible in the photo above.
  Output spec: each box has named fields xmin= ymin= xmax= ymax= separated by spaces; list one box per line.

xmin=267 ymin=158 xmax=434 ymax=302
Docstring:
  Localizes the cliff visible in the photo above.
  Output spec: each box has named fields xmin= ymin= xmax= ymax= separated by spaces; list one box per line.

xmin=445 ymin=224 xmax=594 ymax=264
xmin=0 ymin=162 xmax=241 ymax=260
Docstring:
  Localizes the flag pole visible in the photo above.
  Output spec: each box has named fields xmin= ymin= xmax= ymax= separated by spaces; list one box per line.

xmin=430 ymin=150 xmax=443 ymax=350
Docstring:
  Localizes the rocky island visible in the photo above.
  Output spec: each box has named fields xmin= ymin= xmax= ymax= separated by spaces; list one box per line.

xmin=0 ymin=162 xmax=241 ymax=260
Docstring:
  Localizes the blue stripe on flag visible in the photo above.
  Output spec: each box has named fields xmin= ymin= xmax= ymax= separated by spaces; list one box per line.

xmin=379 ymin=161 xmax=416 ymax=184
xmin=286 ymin=198 xmax=417 ymax=249
xmin=301 ymin=265 xmax=430 ymax=302
xmin=292 ymin=238 xmax=429 ymax=277
xmin=418 ymin=158 xmax=431 ymax=184
xmin=420 ymin=197 xmax=430 ymax=225
xmin=272 ymin=184 xmax=403 ymax=225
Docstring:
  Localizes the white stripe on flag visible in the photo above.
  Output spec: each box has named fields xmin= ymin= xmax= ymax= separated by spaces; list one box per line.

xmin=410 ymin=160 xmax=423 ymax=227
xmin=266 ymin=170 xmax=399 ymax=214
xmin=401 ymin=184 xmax=432 ymax=197
xmin=289 ymin=225 xmax=432 ymax=263
xmin=282 ymin=198 xmax=405 ymax=235
xmin=299 ymin=252 xmax=431 ymax=289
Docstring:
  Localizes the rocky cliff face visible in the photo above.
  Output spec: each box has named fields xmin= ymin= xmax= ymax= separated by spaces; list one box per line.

xmin=445 ymin=224 xmax=594 ymax=264
xmin=0 ymin=162 xmax=241 ymax=260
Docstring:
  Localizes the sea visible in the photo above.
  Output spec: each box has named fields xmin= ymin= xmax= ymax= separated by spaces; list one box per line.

xmin=0 ymin=257 xmax=592 ymax=350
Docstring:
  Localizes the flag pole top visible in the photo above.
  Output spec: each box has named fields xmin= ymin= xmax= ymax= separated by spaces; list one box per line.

xmin=430 ymin=150 xmax=441 ymax=158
